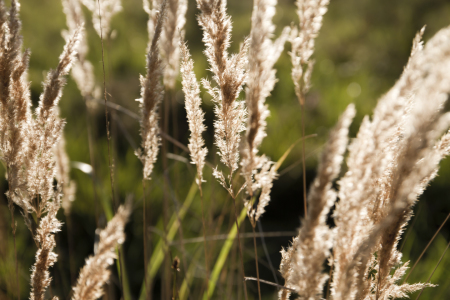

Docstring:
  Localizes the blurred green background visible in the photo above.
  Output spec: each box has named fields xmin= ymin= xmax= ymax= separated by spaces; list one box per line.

xmin=1 ymin=0 xmax=450 ymax=299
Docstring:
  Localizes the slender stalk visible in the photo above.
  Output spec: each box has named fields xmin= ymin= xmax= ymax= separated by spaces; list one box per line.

xmin=257 ymin=221 xmax=279 ymax=285
xmin=168 ymin=176 xmax=191 ymax=297
xmin=251 ymin=225 xmax=261 ymax=300
xmin=84 ymin=98 xmax=100 ymax=227
xmin=415 ymin=238 xmax=450 ymax=300
xmin=7 ymin=166 xmax=19 ymax=300
xmin=231 ymin=195 xmax=249 ymax=300
xmin=162 ymin=91 xmax=171 ymax=299
xmin=244 ymin=277 xmax=296 ymax=292
xmin=399 ymin=208 xmax=421 ymax=252
xmin=118 ymin=248 xmax=125 ymax=298
xmin=11 ymin=208 xmax=19 ymax=300
xmin=199 ymin=184 xmax=210 ymax=299
xmin=300 ymin=99 xmax=307 ymax=217
xmin=97 ymin=0 xmax=121 ymax=297
xmin=96 ymin=0 xmax=116 ymax=208
xmin=143 ymin=179 xmax=149 ymax=300
xmin=404 ymin=211 xmax=450 ymax=283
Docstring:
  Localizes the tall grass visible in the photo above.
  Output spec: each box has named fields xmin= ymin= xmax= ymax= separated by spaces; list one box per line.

xmin=1 ymin=0 xmax=450 ymax=299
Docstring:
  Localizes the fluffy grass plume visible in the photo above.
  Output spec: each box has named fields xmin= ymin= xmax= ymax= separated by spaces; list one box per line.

xmin=71 ymin=204 xmax=131 ymax=300
xmin=196 ymin=0 xmax=249 ymax=194
xmin=241 ymin=0 xmax=288 ymax=226
xmin=136 ymin=0 xmax=167 ymax=180
xmin=80 ymin=0 xmax=122 ymax=37
xmin=279 ymin=25 xmax=450 ymax=300
xmin=180 ymin=42 xmax=207 ymax=186
xmin=3 ymin=1 xmax=450 ymax=299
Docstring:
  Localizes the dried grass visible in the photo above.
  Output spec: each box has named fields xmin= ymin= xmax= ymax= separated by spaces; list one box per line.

xmin=2 ymin=0 xmax=450 ymax=299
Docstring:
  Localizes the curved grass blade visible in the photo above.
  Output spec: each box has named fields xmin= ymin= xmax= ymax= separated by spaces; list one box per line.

xmin=203 ymin=207 xmax=247 ymax=300
xmin=139 ymin=180 xmax=198 ymax=300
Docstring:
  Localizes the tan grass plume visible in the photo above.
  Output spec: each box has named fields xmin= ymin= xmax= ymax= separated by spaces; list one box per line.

xmin=71 ymin=204 xmax=131 ymax=300
xmin=196 ymin=0 xmax=249 ymax=194
xmin=241 ymin=0 xmax=289 ymax=226
xmin=136 ymin=0 xmax=167 ymax=180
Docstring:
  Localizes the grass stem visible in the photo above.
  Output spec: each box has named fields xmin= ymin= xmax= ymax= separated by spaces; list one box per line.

xmin=404 ymin=211 xmax=450 ymax=283
xmin=199 ymin=184 xmax=210 ymax=299
xmin=232 ymin=195 xmax=249 ymax=300
xmin=251 ymin=225 xmax=262 ymax=300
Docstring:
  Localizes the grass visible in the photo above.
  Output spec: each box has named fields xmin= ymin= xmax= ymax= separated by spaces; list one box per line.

xmin=1 ymin=0 xmax=450 ymax=299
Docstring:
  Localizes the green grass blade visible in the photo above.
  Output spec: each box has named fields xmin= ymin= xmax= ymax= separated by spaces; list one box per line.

xmin=275 ymin=134 xmax=317 ymax=171
xmin=139 ymin=180 xmax=198 ymax=300
xmin=203 ymin=207 xmax=247 ymax=300
xmin=179 ymin=245 xmax=203 ymax=300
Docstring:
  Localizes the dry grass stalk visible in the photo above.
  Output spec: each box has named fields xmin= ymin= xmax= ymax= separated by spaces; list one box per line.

xmin=241 ymin=0 xmax=288 ymax=227
xmin=29 ymin=196 xmax=62 ymax=300
xmin=279 ymin=24 xmax=450 ymax=300
xmin=279 ymin=104 xmax=355 ymax=300
xmin=0 ymin=3 xmax=81 ymax=297
xmin=0 ymin=0 xmax=81 ymax=216
xmin=144 ymin=0 xmax=186 ymax=89
xmin=143 ymin=0 xmax=159 ymax=46
xmin=136 ymin=0 xmax=167 ymax=180
xmin=180 ymin=40 xmax=210 ymax=295
xmin=290 ymin=0 xmax=329 ymax=102
xmin=62 ymin=0 xmax=98 ymax=99
xmin=71 ymin=204 xmax=131 ymax=300
xmin=27 ymin=26 xmax=81 ymax=217
xmin=0 ymin=0 xmax=30 ymax=209
xmin=161 ymin=0 xmax=187 ymax=89
xmin=241 ymin=1 xmax=289 ymax=298
xmin=196 ymin=0 xmax=249 ymax=194
xmin=292 ymin=0 xmax=330 ymax=218
xmin=80 ymin=0 xmax=122 ymax=38
xmin=180 ymin=42 xmax=207 ymax=186
xmin=30 ymin=28 xmax=81 ymax=300
xmin=196 ymin=3 xmax=251 ymax=298
xmin=331 ymin=27 xmax=450 ymax=300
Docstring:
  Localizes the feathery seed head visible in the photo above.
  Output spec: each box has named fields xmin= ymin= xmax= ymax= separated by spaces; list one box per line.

xmin=80 ymin=0 xmax=122 ymax=37
xmin=137 ymin=0 xmax=167 ymax=180
xmin=180 ymin=42 xmax=208 ymax=185
xmin=72 ymin=204 xmax=131 ymax=300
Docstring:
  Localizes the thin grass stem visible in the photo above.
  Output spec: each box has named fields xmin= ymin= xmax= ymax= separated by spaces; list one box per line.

xmin=399 ymin=207 xmax=421 ymax=252
xmin=404 ymin=211 xmax=450 ymax=283
xmin=251 ymin=225 xmax=262 ymax=300
xmin=300 ymin=99 xmax=307 ymax=217
xmin=143 ymin=179 xmax=149 ymax=300
xmin=12 ymin=209 xmax=19 ymax=300
xmin=162 ymin=90 xmax=171 ymax=299
xmin=414 ymin=238 xmax=450 ymax=300
xmin=244 ymin=277 xmax=296 ymax=292
xmin=97 ymin=0 xmax=121 ymax=297
xmin=199 ymin=184 xmax=210 ymax=299
xmin=96 ymin=0 xmax=115 ymax=209
xmin=84 ymin=97 xmax=101 ymax=226
xmin=257 ymin=220 xmax=279 ymax=284
xmin=231 ymin=195 xmax=249 ymax=300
